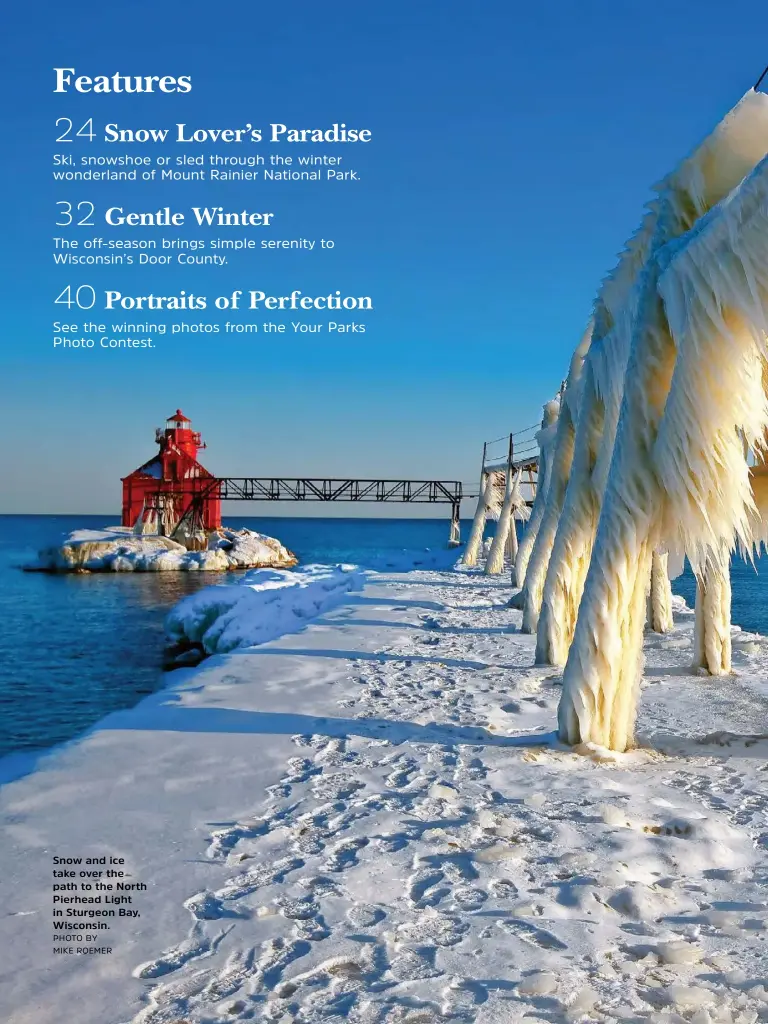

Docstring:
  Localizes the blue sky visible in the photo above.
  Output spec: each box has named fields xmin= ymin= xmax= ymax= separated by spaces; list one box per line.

xmin=2 ymin=0 xmax=767 ymax=514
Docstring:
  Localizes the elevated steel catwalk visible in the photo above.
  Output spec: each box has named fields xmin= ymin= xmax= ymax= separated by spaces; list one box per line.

xmin=156 ymin=477 xmax=467 ymax=545
xmin=146 ymin=446 xmax=540 ymax=549
xmin=211 ymin=478 xmax=463 ymax=503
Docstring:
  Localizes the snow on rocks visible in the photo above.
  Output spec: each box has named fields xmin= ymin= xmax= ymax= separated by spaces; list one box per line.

xmin=29 ymin=525 xmax=298 ymax=572
xmin=210 ymin=527 xmax=298 ymax=570
xmin=165 ymin=563 xmax=365 ymax=657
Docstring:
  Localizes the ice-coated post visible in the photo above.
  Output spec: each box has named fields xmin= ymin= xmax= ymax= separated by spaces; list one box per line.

xmin=448 ymin=501 xmax=461 ymax=547
xmin=647 ymin=551 xmax=674 ymax=634
xmin=485 ymin=435 xmax=515 ymax=574
xmin=693 ymin=550 xmax=731 ymax=675
xmin=535 ymin=367 xmax=607 ymax=664
xmin=462 ymin=443 xmax=489 ymax=567
xmin=520 ymin=402 xmax=578 ymax=630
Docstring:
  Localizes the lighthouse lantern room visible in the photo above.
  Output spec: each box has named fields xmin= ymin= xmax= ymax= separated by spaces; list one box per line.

xmin=121 ymin=410 xmax=222 ymax=534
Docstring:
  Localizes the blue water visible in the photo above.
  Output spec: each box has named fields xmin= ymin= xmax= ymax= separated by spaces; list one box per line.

xmin=1 ymin=513 xmax=767 ymax=763
xmin=0 ymin=514 xmax=457 ymax=761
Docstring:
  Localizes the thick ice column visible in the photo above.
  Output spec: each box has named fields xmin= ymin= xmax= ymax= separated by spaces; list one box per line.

xmin=520 ymin=403 xmax=578 ymax=630
xmin=448 ymin=504 xmax=461 ymax=547
xmin=506 ymin=515 xmax=519 ymax=562
xmin=462 ymin=472 xmax=492 ymax=567
xmin=535 ymin=371 xmax=605 ymax=662
xmin=513 ymin=398 xmax=565 ymax=588
xmin=647 ymin=550 xmax=674 ymax=634
xmin=558 ymin=279 xmax=674 ymax=752
xmin=486 ymin=469 xmax=527 ymax=574
xmin=485 ymin=470 xmax=514 ymax=574
xmin=693 ymin=549 xmax=731 ymax=674
xmin=513 ymin=483 xmax=544 ymax=587
xmin=514 ymin=334 xmax=590 ymax=603
xmin=558 ymin=90 xmax=768 ymax=751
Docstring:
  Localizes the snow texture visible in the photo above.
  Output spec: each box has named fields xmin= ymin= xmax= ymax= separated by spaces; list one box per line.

xmin=4 ymin=568 xmax=768 ymax=1024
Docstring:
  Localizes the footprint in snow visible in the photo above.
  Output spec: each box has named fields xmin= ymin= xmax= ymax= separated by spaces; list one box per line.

xmin=183 ymin=890 xmax=230 ymax=921
xmin=134 ymin=967 xmax=213 ymax=1017
xmin=397 ymin=911 xmax=469 ymax=947
xmin=200 ymin=946 xmax=257 ymax=1002
xmin=346 ymin=902 xmax=386 ymax=928
xmin=408 ymin=866 xmax=448 ymax=908
xmin=134 ymin=922 xmax=232 ymax=979
xmin=497 ymin=918 xmax=567 ymax=950
xmin=324 ymin=836 xmax=369 ymax=872
xmin=449 ymin=886 xmax=488 ymax=911
xmin=252 ymin=936 xmax=313 ymax=992
xmin=215 ymin=855 xmax=304 ymax=900
xmin=489 ymin=878 xmax=519 ymax=899
xmin=205 ymin=817 xmax=268 ymax=860
xmin=388 ymin=944 xmax=442 ymax=981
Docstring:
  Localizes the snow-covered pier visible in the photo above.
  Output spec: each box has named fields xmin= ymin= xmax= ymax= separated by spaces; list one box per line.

xmin=3 ymin=567 xmax=768 ymax=1024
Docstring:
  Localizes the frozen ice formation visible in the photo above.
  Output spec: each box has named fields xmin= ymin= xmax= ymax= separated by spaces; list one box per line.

xmin=501 ymin=89 xmax=768 ymax=751
xmin=30 ymin=526 xmax=298 ymax=572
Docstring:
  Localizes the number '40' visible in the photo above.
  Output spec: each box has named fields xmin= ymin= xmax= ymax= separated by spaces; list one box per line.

xmin=54 ymin=285 xmax=96 ymax=310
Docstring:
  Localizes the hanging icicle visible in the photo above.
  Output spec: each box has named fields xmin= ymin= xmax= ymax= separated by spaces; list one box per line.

xmin=655 ymin=153 xmax=768 ymax=569
xmin=132 ymin=499 xmax=146 ymax=536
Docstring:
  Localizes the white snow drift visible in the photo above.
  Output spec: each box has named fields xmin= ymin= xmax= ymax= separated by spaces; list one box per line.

xmin=165 ymin=563 xmax=365 ymax=654
xmin=3 ymin=568 xmax=768 ymax=1024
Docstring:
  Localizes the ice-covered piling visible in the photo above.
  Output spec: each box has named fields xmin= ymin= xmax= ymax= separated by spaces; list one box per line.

xmin=559 ymin=90 xmax=768 ymax=751
xmin=485 ymin=468 xmax=529 ymax=575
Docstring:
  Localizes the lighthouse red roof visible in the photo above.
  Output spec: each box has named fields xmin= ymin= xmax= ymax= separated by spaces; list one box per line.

xmin=167 ymin=409 xmax=191 ymax=422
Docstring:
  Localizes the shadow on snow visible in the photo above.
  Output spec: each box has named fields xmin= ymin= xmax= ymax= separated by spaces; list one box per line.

xmin=109 ymin=702 xmax=555 ymax=749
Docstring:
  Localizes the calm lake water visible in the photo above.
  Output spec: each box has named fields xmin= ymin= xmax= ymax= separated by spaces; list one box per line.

xmin=0 ymin=513 xmax=766 ymax=765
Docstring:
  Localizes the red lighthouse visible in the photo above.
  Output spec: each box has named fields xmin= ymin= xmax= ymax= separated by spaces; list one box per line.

xmin=121 ymin=410 xmax=222 ymax=534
